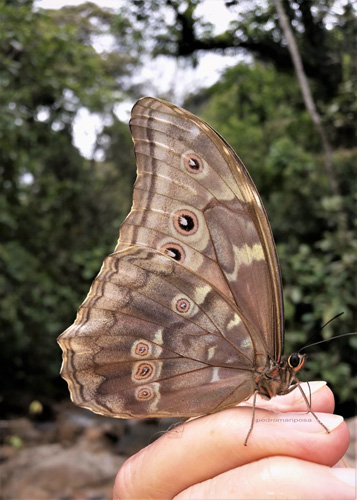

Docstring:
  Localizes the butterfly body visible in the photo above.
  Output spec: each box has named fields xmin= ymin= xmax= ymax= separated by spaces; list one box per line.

xmin=255 ymin=353 xmax=305 ymax=400
xmin=58 ymin=97 xmax=305 ymax=420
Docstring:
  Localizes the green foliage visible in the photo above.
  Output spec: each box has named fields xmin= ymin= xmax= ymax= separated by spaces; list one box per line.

xmin=0 ymin=1 xmax=138 ymax=405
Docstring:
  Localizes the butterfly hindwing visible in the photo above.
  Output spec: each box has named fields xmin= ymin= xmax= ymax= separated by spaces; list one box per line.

xmin=59 ymin=247 xmax=261 ymax=417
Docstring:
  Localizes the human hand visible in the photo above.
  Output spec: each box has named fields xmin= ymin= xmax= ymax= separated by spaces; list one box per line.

xmin=113 ymin=382 xmax=355 ymax=499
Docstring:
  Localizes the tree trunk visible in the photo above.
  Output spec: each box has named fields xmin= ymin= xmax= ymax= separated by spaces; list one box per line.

xmin=273 ymin=0 xmax=340 ymax=197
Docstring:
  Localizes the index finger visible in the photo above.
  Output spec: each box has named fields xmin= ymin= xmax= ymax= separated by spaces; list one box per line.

xmin=113 ymin=385 xmax=348 ymax=500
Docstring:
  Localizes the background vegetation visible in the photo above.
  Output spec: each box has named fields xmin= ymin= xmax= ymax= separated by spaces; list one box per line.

xmin=1 ymin=0 xmax=356 ymax=418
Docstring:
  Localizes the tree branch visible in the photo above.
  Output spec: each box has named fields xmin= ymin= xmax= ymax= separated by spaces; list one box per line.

xmin=273 ymin=0 xmax=340 ymax=198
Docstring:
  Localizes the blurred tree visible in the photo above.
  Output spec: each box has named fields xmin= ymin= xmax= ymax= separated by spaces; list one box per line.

xmin=273 ymin=0 xmax=337 ymax=198
xmin=125 ymin=0 xmax=356 ymax=145
xmin=0 ymin=0 xmax=139 ymax=409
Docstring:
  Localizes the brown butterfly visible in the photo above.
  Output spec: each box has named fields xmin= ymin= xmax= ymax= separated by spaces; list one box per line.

xmin=58 ymin=97 xmax=327 ymax=444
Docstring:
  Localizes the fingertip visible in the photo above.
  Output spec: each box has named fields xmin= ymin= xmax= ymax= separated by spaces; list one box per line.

xmin=243 ymin=381 xmax=335 ymax=414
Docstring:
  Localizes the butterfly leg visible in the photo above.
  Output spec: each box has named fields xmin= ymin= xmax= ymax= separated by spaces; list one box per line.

xmin=293 ymin=378 xmax=330 ymax=434
xmin=244 ymin=391 xmax=258 ymax=446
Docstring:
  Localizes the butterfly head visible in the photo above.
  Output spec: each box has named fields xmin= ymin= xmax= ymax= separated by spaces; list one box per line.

xmin=279 ymin=352 xmax=306 ymax=380
xmin=256 ymin=353 xmax=306 ymax=400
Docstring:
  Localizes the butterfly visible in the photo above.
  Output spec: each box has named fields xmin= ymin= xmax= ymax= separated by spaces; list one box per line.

xmin=58 ymin=97 xmax=327 ymax=443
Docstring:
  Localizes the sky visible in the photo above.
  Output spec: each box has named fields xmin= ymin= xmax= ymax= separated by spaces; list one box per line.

xmin=34 ymin=0 xmax=352 ymax=158
xmin=35 ymin=0 xmax=240 ymax=158
xmin=36 ymin=0 xmax=238 ymax=98
xmin=36 ymin=0 xmax=236 ymax=34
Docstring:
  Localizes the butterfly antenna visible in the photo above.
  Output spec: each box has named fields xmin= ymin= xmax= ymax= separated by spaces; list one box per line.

xmin=299 ymin=313 xmax=357 ymax=353
xmin=298 ymin=312 xmax=343 ymax=352
xmin=299 ymin=331 xmax=356 ymax=353
xmin=320 ymin=312 xmax=345 ymax=330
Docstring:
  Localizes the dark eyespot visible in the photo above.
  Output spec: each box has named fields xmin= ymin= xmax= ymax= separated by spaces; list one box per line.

xmin=184 ymin=153 xmax=204 ymax=174
xmin=160 ymin=243 xmax=186 ymax=262
xmin=173 ymin=210 xmax=198 ymax=236
xmin=134 ymin=363 xmax=153 ymax=380
xmin=167 ymin=247 xmax=181 ymax=260
xmin=137 ymin=388 xmax=153 ymax=400
xmin=135 ymin=342 xmax=149 ymax=356
xmin=176 ymin=298 xmax=190 ymax=313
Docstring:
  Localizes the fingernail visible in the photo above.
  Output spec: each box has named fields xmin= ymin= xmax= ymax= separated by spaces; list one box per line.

xmin=293 ymin=381 xmax=327 ymax=402
xmin=330 ymin=468 xmax=356 ymax=488
xmin=300 ymin=381 xmax=327 ymax=393
xmin=272 ymin=381 xmax=327 ymax=408
xmin=274 ymin=412 xmax=344 ymax=432
xmin=310 ymin=413 xmax=344 ymax=432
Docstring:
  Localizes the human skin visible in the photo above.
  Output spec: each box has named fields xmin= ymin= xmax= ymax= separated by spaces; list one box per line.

xmin=113 ymin=382 xmax=355 ymax=499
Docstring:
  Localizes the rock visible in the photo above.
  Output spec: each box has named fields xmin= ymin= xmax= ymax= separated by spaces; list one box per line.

xmin=1 ymin=417 xmax=57 ymax=447
xmin=0 ymin=442 xmax=125 ymax=500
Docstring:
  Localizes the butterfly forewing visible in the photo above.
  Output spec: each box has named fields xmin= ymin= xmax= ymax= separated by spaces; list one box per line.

xmin=119 ymin=97 xmax=283 ymax=359
xmin=58 ymin=97 xmax=284 ymax=419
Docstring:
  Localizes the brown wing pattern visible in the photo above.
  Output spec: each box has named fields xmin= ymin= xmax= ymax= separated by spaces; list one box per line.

xmin=118 ymin=97 xmax=283 ymax=359
xmin=59 ymin=248 xmax=263 ymax=417
xmin=58 ymin=97 xmax=284 ymax=418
